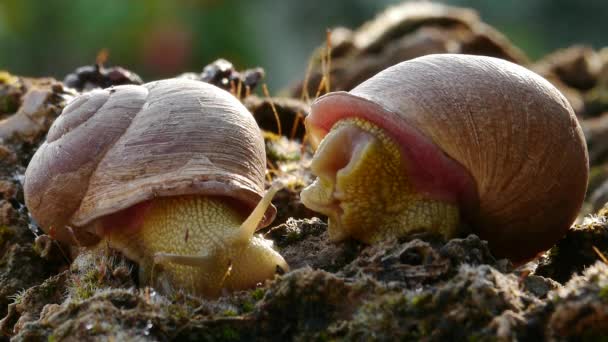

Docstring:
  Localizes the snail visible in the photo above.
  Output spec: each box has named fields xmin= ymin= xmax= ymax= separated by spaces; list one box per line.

xmin=300 ymin=54 xmax=588 ymax=262
xmin=24 ymin=78 xmax=288 ymax=297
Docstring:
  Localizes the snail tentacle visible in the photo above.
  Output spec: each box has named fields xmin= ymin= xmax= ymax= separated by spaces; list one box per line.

xmin=235 ymin=182 xmax=283 ymax=245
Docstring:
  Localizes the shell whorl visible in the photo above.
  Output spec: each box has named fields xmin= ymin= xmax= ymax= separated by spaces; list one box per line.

xmin=24 ymin=78 xmax=273 ymax=244
xmin=313 ymin=54 xmax=589 ymax=261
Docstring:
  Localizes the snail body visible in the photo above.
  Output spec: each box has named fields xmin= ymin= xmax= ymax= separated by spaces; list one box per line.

xmin=24 ymin=78 xmax=287 ymax=297
xmin=301 ymin=54 xmax=588 ymax=262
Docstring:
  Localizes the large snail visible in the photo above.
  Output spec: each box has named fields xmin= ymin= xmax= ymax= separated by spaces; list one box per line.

xmin=24 ymin=78 xmax=288 ymax=297
xmin=301 ymin=54 xmax=588 ymax=262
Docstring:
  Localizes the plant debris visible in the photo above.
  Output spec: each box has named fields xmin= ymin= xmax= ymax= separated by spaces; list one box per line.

xmin=63 ymin=51 xmax=143 ymax=91
xmin=179 ymin=58 xmax=265 ymax=96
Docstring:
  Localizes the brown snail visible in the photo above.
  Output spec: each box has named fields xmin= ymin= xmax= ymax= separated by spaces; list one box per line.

xmin=24 ymin=78 xmax=288 ymax=297
xmin=301 ymin=54 xmax=589 ymax=262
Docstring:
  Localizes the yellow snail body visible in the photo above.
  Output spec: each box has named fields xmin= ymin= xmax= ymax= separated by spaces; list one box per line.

xmin=301 ymin=54 xmax=588 ymax=262
xmin=24 ymin=78 xmax=287 ymax=297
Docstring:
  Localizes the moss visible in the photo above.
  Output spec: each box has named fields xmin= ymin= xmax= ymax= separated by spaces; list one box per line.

xmin=336 ymin=265 xmax=534 ymax=340
xmin=167 ymin=303 xmax=192 ymax=322
xmin=284 ymin=227 xmax=303 ymax=244
xmin=599 ymin=285 xmax=608 ymax=301
xmin=250 ymin=288 xmax=266 ymax=301
xmin=0 ymin=225 xmax=14 ymax=246
xmin=72 ymin=285 xmax=95 ymax=302
xmin=40 ymin=281 xmax=57 ymax=299
xmin=410 ymin=292 xmax=431 ymax=307
xmin=66 ymin=250 xmax=136 ymax=303
xmin=468 ymin=334 xmax=480 ymax=342
xmin=241 ymin=300 xmax=255 ymax=313
xmin=539 ymin=262 xmax=608 ymax=338
xmin=8 ymin=288 xmax=27 ymax=305
xmin=221 ymin=327 xmax=240 ymax=340
xmin=254 ymin=269 xmax=377 ymax=339
xmin=72 ymin=268 xmax=102 ymax=301
xmin=221 ymin=309 xmax=238 ymax=317
xmin=265 ymin=218 xmax=327 ymax=248
xmin=342 ymin=292 xmax=427 ymax=339
xmin=264 ymin=132 xmax=301 ymax=162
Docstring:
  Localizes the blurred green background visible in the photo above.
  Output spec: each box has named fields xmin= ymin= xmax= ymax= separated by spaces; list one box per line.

xmin=1 ymin=0 xmax=607 ymax=91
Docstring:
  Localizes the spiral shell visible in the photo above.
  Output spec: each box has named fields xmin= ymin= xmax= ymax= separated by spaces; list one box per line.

xmin=306 ymin=54 xmax=588 ymax=261
xmin=24 ymin=78 xmax=274 ymax=244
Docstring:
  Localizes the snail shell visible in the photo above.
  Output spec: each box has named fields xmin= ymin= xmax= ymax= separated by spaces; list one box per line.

xmin=25 ymin=78 xmax=274 ymax=242
xmin=302 ymin=54 xmax=588 ymax=262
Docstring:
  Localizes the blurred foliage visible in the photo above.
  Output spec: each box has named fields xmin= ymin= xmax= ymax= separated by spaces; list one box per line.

xmin=0 ymin=0 xmax=607 ymax=90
